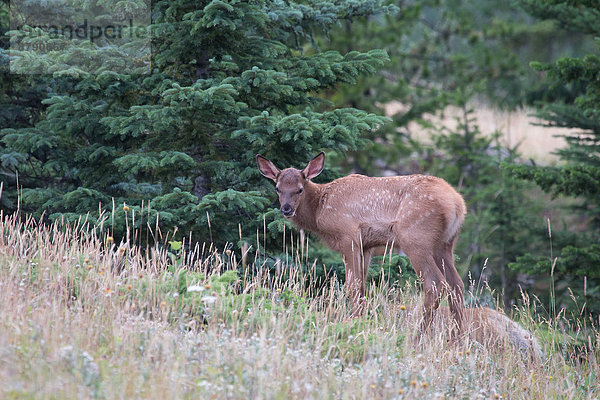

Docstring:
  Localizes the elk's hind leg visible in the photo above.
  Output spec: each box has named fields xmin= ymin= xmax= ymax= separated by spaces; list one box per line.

xmin=402 ymin=246 xmax=447 ymax=333
xmin=434 ymin=241 xmax=465 ymax=335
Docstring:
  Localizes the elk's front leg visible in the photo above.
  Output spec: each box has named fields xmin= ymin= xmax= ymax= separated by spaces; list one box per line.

xmin=362 ymin=248 xmax=373 ymax=288
xmin=340 ymin=240 xmax=367 ymax=316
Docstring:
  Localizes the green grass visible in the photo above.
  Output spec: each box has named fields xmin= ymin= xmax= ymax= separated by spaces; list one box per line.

xmin=0 ymin=211 xmax=598 ymax=399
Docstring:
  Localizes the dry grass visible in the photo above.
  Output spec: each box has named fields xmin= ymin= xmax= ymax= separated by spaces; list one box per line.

xmin=384 ymin=102 xmax=570 ymax=165
xmin=0 ymin=210 xmax=598 ymax=399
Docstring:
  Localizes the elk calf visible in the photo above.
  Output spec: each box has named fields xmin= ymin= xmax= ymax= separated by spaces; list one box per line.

xmin=257 ymin=152 xmax=466 ymax=332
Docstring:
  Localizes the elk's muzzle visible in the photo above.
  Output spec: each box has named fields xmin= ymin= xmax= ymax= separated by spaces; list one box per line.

xmin=281 ymin=204 xmax=294 ymax=217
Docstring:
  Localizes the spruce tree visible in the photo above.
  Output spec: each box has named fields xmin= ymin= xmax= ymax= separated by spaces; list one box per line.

xmin=0 ymin=0 xmax=51 ymax=209
xmin=507 ymin=0 xmax=600 ymax=315
xmin=1 ymin=1 xmax=393 ymax=254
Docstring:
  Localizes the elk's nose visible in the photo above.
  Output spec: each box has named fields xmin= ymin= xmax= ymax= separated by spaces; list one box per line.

xmin=281 ymin=204 xmax=294 ymax=216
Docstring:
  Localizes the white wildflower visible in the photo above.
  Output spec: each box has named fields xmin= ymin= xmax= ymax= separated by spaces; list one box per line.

xmin=201 ymin=296 xmax=217 ymax=304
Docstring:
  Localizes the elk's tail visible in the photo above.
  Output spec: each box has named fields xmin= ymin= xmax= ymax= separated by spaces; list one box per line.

xmin=443 ymin=195 xmax=467 ymax=243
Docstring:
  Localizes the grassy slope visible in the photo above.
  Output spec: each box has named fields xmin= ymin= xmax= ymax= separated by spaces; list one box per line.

xmin=0 ymin=212 xmax=598 ymax=399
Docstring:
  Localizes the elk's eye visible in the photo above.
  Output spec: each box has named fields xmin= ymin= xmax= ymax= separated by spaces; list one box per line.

xmin=297 ymin=188 xmax=303 ymax=194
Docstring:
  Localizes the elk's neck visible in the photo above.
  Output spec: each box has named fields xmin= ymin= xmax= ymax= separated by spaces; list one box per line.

xmin=291 ymin=180 xmax=323 ymax=233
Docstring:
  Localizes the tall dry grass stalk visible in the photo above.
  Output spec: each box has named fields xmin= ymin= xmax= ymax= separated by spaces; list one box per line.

xmin=0 ymin=210 xmax=598 ymax=399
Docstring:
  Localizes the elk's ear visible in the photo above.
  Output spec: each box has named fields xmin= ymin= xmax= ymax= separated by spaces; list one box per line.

xmin=302 ymin=152 xmax=325 ymax=180
xmin=256 ymin=155 xmax=280 ymax=181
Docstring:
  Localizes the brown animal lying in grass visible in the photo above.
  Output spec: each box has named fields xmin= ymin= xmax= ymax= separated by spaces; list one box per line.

xmin=407 ymin=305 xmax=543 ymax=362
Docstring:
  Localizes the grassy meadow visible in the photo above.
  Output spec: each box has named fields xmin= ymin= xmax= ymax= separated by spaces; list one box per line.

xmin=1 ymin=209 xmax=599 ymax=399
